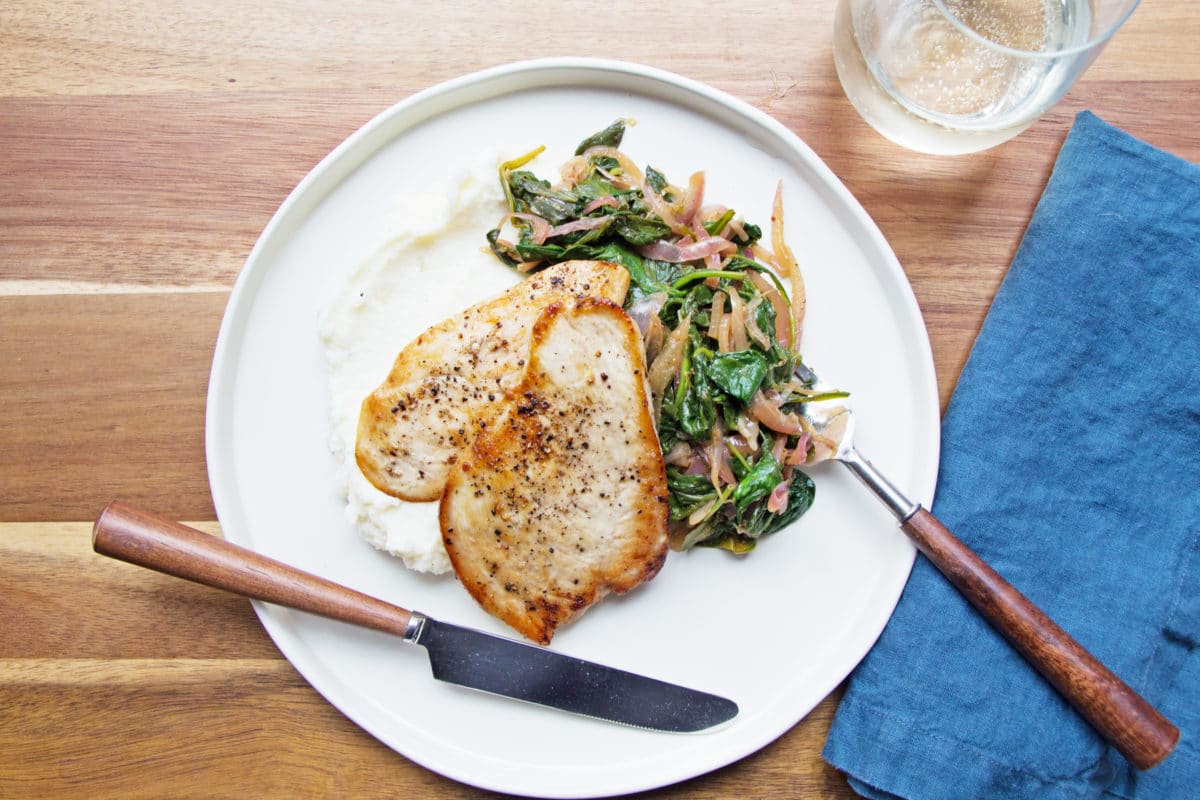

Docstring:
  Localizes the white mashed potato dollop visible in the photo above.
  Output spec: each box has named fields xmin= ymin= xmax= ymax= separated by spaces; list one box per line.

xmin=319 ymin=161 xmax=518 ymax=573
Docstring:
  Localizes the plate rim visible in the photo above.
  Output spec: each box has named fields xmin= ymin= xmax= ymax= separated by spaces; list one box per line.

xmin=205 ymin=56 xmax=941 ymax=797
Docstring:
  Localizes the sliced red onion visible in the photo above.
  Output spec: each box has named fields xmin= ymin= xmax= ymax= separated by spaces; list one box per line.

xmin=546 ymin=216 xmax=610 ymax=239
xmin=709 ymin=424 xmax=735 ymax=488
xmin=743 ymin=296 xmax=772 ymax=350
xmin=643 ymin=314 xmax=664 ymax=364
xmin=787 ymin=432 xmax=812 ymax=465
xmin=664 ymin=441 xmax=693 ymax=468
xmin=771 ymin=182 xmax=806 ymax=341
xmin=706 ymin=290 xmax=726 ymax=341
xmin=727 ymin=217 xmax=748 ymax=242
xmin=626 ymin=292 xmax=667 ymax=336
xmin=747 ymin=269 xmax=791 ymax=348
xmin=716 ymin=315 xmax=732 ymax=353
xmin=648 ymin=314 xmax=691 ymax=398
xmin=679 ymin=171 xmax=705 ymax=228
xmin=558 ymin=156 xmax=591 ymax=187
xmin=699 ymin=204 xmax=727 ymax=225
xmin=732 ymin=413 xmax=760 ymax=449
xmin=771 ymin=181 xmax=799 ymax=278
xmin=499 ymin=212 xmax=551 ymax=245
xmin=749 ymin=390 xmax=804 ymax=435
xmin=808 ymin=439 xmax=836 ymax=463
xmin=580 ymin=146 xmax=644 ymax=188
xmin=767 ymin=480 xmax=789 ymax=513
xmin=726 ymin=434 xmax=755 ymax=457
xmin=727 ymin=290 xmax=749 ymax=351
xmin=637 ymin=236 xmax=735 ymax=263
xmin=582 ymin=195 xmax=620 ymax=215
xmin=640 ymin=177 xmax=684 ymax=234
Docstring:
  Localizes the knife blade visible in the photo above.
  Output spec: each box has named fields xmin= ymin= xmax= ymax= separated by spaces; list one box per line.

xmin=92 ymin=501 xmax=737 ymax=733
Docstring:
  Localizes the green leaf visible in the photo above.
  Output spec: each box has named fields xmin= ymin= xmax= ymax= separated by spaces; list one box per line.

xmin=734 ymin=469 xmax=815 ymax=538
xmin=703 ymin=209 xmax=736 ymax=237
xmin=585 ymin=242 xmax=663 ymax=298
xmin=515 ymin=238 xmax=587 ymax=262
xmin=754 ymin=298 xmax=776 ymax=341
xmin=763 ymin=471 xmax=816 ymax=534
xmin=722 ymin=256 xmax=759 ymax=272
xmin=573 ymin=171 xmax=619 ymax=203
xmin=732 ymin=452 xmax=782 ymax=511
xmin=667 ymin=468 xmax=714 ymax=500
xmin=645 ymin=165 xmax=669 ymax=196
xmin=679 ymin=386 xmax=714 ymax=440
xmin=575 ymin=120 xmax=626 ymax=155
xmin=707 ymin=350 xmax=771 ymax=404
xmin=666 ymin=468 xmax=718 ymax=521
xmin=506 ymin=171 xmax=580 ymax=224
xmin=657 ymin=410 xmax=681 ymax=455
xmin=646 ymin=259 xmax=687 ymax=289
xmin=676 ymin=348 xmax=715 ymax=440
xmin=664 ymin=284 xmax=714 ymax=331
xmin=611 ymin=214 xmax=672 ymax=247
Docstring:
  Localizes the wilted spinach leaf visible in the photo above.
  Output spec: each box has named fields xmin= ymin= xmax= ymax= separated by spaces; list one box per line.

xmin=666 ymin=468 xmax=718 ymax=521
xmin=736 ymin=470 xmax=815 ymax=538
xmin=645 ymin=165 xmax=669 ymax=196
xmin=575 ymin=120 xmax=626 ymax=155
xmin=707 ymin=350 xmax=771 ymax=404
xmin=506 ymin=171 xmax=579 ymax=225
xmin=732 ymin=451 xmax=782 ymax=512
xmin=763 ymin=472 xmax=815 ymax=534
xmin=612 ymin=214 xmax=672 ymax=247
xmin=584 ymin=242 xmax=662 ymax=297
xmin=678 ymin=351 xmax=716 ymax=440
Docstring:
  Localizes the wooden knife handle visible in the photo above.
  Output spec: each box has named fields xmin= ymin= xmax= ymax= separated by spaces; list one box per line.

xmin=93 ymin=501 xmax=413 ymax=637
xmin=903 ymin=507 xmax=1179 ymax=770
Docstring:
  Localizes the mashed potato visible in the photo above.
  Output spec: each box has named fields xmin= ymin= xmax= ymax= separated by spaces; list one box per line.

xmin=319 ymin=162 xmax=516 ymax=573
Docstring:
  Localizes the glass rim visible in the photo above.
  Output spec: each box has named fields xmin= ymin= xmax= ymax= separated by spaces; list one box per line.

xmin=930 ymin=0 xmax=1142 ymax=59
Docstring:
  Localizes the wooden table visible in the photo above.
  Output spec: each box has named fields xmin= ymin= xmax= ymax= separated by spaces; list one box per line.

xmin=2 ymin=2 xmax=1197 ymax=797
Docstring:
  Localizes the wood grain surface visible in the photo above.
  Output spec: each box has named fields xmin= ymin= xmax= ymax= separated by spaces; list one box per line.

xmin=2 ymin=2 xmax=1197 ymax=798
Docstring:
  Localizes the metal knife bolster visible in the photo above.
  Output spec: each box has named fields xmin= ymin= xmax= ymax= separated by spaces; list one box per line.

xmin=402 ymin=610 xmax=430 ymax=645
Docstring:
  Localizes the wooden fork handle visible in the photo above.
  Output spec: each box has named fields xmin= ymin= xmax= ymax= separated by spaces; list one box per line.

xmin=92 ymin=501 xmax=413 ymax=637
xmin=902 ymin=507 xmax=1179 ymax=770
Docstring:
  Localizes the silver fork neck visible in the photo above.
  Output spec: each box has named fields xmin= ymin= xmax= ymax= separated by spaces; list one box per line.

xmin=839 ymin=445 xmax=919 ymax=522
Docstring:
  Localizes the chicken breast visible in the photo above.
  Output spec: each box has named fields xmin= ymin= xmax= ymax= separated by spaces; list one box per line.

xmin=439 ymin=297 xmax=670 ymax=644
xmin=356 ymin=260 xmax=630 ymax=502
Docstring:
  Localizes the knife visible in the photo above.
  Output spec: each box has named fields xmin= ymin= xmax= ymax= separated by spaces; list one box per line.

xmin=92 ymin=501 xmax=737 ymax=733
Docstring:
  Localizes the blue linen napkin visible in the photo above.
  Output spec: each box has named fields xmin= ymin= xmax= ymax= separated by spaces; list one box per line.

xmin=823 ymin=111 xmax=1200 ymax=799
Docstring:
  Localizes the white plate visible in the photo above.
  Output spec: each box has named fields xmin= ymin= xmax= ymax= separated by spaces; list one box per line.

xmin=206 ymin=58 xmax=940 ymax=798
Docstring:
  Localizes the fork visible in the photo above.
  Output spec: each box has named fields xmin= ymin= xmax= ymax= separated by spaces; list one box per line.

xmin=800 ymin=377 xmax=1178 ymax=770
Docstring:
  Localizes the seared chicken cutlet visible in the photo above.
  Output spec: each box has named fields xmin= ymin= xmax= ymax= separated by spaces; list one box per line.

xmin=356 ymin=260 xmax=629 ymax=501
xmin=439 ymin=297 xmax=669 ymax=644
